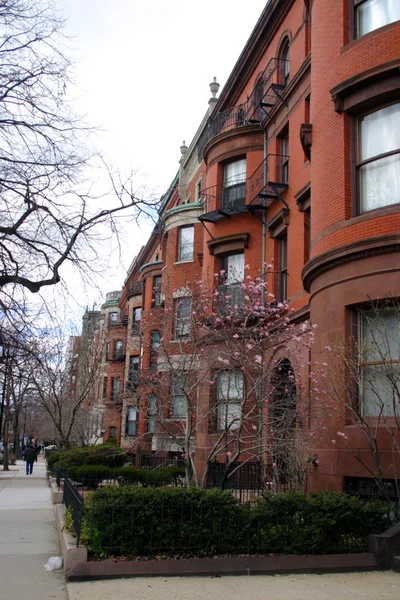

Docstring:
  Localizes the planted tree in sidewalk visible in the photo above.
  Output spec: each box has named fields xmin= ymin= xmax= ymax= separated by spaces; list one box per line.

xmin=133 ymin=266 xmax=326 ymax=489
xmin=326 ymin=298 xmax=400 ymax=501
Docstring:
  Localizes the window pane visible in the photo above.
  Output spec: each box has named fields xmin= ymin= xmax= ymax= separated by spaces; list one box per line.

xmin=217 ymin=401 xmax=242 ymax=430
xmin=147 ymin=394 xmax=156 ymax=433
xmin=224 ymin=253 xmax=244 ymax=284
xmin=361 ymin=309 xmax=400 ymax=362
xmin=360 ymin=153 xmax=400 ymax=212
xmin=224 ymin=159 xmax=246 ymax=185
xmin=178 ymin=226 xmax=194 ymax=261
xmin=109 ymin=312 xmax=118 ymax=322
xmin=362 ymin=365 xmax=400 ymax=416
xmin=357 ymin=0 xmax=400 ymax=37
xmin=175 ymin=298 xmax=191 ymax=338
xmin=217 ymin=371 xmax=243 ymax=400
xmin=172 ymin=394 xmax=187 ymax=418
xmin=360 ymin=104 xmax=400 ymax=161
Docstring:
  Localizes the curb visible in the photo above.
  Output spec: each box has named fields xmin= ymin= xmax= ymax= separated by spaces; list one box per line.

xmin=54 ymin=503 xmax=87 ymax=578
xmin=67 ymin=552 xmax=381 ymax=582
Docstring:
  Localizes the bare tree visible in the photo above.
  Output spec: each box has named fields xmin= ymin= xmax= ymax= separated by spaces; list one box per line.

xmin=0 ymin=0 xmax=158 ymax=304
xmin=327 ymin=298 xmax=400 ymax=500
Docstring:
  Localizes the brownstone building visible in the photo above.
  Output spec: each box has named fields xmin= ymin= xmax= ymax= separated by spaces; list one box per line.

xmin=94 ymin=0 xmax=400 ymax=495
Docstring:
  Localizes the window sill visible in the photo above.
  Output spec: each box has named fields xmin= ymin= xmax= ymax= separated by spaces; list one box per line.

xmin=175 ymin=259 xmax=194 ymax=265
xmin=351 ymin=202 xmax=400 ymax=222
xmin=170 ymin=338 xmax=191 ymax=344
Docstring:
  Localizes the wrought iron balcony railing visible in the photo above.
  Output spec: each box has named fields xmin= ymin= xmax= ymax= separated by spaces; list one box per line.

xmin=199 ymin=154 xmax=289 ymax=224
xmin=199 ymin=58 xmax=289 ymax=151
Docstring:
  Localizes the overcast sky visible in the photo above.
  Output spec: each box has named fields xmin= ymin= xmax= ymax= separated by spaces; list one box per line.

xmin=54 ymin=0 xmax=267 ymax=316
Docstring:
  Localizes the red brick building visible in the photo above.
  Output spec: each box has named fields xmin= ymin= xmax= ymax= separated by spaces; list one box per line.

xmin=97 ymin=0 xmax=400 ymax=495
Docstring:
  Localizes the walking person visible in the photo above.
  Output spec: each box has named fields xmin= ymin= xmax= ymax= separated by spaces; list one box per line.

xmin=23 ymin=445 xmax=37 ymax=475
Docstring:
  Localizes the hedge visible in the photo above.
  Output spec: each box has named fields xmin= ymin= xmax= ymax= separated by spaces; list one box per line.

xmin=80 ymin=488 xmax=394 ymax=558
xmin=64 ymin=464 xmax=185 ymax=490
xmin=52 ymin=444 xmax=127 ymax=471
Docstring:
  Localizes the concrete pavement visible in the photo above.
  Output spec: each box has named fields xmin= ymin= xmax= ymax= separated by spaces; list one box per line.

xmin=0 ymin=457 xmax=68 ymax=600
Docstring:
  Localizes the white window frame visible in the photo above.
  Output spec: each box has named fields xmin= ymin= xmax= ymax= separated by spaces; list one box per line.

xmin=355 ymin=0 xmax=400 ymax=38
xmin=217 ymin=371 xmax=244 ymax=431
xmin=177 ymin=225 xmax=194 ymax=262
xmin=359 ymin=307 xmax=400 ymax=417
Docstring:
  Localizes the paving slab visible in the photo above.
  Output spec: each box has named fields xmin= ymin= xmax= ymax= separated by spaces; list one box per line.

xmin=67 ymin=571 xmax=400 ymax=600
xmin=0 ymin=458 xmax=68 ymax=600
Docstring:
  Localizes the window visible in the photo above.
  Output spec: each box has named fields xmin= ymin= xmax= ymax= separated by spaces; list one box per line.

xmin=147 ymin=395 xmax=156 ymax=433
xmin=149 ymin=331 xmax=160 ymax=368
xmin=304 ymin=207 xmax=311 ymax=264
xmin=71 ymin=375 xmax=76 ymax=384
xmin=278 ymin=233 xmax=288 ymax=302
xmin=153 ymin=276 xmax=162 ymax=306
xmin=222 ymin=253 xmax=245 ymax=284
xmin=112 ymin=377 xmax=120 ymax=402
xmin=358 ymin=103 xmax=400 ymax=213
xmin=127 ymin=355 xmax=139 ymax=391
xmin=279 ymin=133 xmax=289 ymax=184
xmin=177 ymin=226 xmax=194 ymax=261
xmin=252 ymin=76 xmax=265 ymax=122
xmin=195 ymin=177 xmax=202 ymax=203
xmin=171 ymin=376 xmax=187 ymax=419
xmin=132 ymin=307 xmax=141 ymax=334
xmin=217 ymin=371 xmax=243 ymax=431
xmin=109 ymin=312 xmax=118 ymax=323
xmin=222 ymin=159 xmax=246 ymax=209
xmin=359 ymin=308 xmax=400 ymax=416
xmin=105 ymin=342 xmax=109 ymax=362
xmin=109 ymin=426 xmax=116 ymax=439
xmin=114 ymin=340 xmax=123 ymax=360
xmin=278 ymin=37 xmax=290 ymax=86
xmin=355 ymin=0 xmax=400 ymax=37
xmin=126 ymin=406 xmax=138 ymax=436
xmin=102 ymin=376 xmax=107 ymax=399
xmin=174 ymin=297 xmax=191 ymax=339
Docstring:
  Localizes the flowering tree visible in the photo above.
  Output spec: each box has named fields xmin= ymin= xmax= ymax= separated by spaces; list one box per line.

xmin=135 ymin=266 xmax=325 ymax=489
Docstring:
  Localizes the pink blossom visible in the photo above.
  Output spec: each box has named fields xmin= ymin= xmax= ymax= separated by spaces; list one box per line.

xmin=255 ymin=355 xmax=262 ymax=364
xmin=331 ymin=439 xmax=336 ymax=444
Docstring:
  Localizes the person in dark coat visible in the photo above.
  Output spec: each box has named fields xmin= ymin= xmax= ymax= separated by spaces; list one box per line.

xmin=24 ymin=445 xmax=37 ymax=475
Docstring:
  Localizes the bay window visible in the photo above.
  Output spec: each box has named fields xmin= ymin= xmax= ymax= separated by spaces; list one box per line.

xmin=358 ymin=103 xmax=400 ymax=213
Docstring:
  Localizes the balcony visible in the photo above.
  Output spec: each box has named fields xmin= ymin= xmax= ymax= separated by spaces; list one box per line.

xmin=127 ymin=281 xmax=143 ymax=299
xmin=199 ymin=58 xmax=289 ymax=153
xmin=199 ymin=154 xmax=288 ymax=224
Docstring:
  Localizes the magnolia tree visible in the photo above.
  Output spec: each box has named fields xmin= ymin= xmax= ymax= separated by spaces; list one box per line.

xmin=327 ymin=299 xmax=400 ymax=500
xmin=134 ymin=267 xmax=326 ymax=489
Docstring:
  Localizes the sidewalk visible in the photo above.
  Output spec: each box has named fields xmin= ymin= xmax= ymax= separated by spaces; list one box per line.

xmin=0 ymin=457 xmax=68 ymax=600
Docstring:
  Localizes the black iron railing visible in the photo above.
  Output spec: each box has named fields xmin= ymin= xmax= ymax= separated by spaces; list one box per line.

xmin=63 ymin=475 xmax=84 ymax=547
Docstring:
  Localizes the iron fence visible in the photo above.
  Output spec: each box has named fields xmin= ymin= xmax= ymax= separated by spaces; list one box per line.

xmin=63 ymin=475 xmax=84 ymax=547
xmin=140 ymin=454 xmax=185 ymax=470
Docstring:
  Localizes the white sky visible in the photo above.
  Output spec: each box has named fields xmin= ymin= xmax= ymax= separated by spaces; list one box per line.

xmin=54 ymin=0 xmax=267 ymax=317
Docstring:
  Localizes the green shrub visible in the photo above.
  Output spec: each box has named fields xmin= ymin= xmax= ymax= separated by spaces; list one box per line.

xmin=46 ymin=452 xmax=62 ymax=469
xmin=83 ymin=486 xmax=246 ymax=557
xmin=54 ymin=444 xmax=127 ymax=471
xmin=67 ymin=464 xmax=112 ymax=490
xmin=251 ymin=490 xmax=393 ymax=554
xmin=115 ymin=466 xmax=185 ymax=487
xmin=81 ymin=488 xmax=394 ymax=558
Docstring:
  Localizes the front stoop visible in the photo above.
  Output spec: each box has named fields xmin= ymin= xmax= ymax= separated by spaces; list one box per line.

xmin=67 ymin=552 xmax=380 ymax=582
xmin=54 ymin=503 xmax=87 ymax=578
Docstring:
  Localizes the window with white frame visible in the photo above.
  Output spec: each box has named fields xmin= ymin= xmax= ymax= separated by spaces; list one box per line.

xmin=132 ymin=307 xmax=141 ymax=334
xmin=222 ymin=253 xmax=245 ymax=284
xmin=217 ymin=371 xmax=244 ymax=430
xmin=177 ymin=226 xmax=194 ymax=261
xmin=114 ymin=339 xmax=123 ymax=360
xmin=109 ymin=311 xmax=118 ymax=323
xmin=174 ymin=297 xmax=191 ymax=339
xmin=355 ymin=0 xmax=400 ymax=37
xmin=126 ymin=406 xmax=138 ymax=436
xmin=171 ymin=375 xmax=187 ymax=419
xmin=222 ymin=159 xmax=246 ymax=209
xmin=358 ymin=103 xmax=400 ymax=213
xmin=147 ymin=395 xmax=157 ymax=433
xmin=112 ymin=377 xmax=120 ymax=402
xmin=359 ymin=308 xmax=400 ymax=416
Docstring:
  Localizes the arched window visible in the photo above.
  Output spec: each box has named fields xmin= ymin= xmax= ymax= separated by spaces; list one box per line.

xmin=252 ymin=76 xmax=265 ymax=121
xmin=278 ymin=37 xmax=290 ymax=87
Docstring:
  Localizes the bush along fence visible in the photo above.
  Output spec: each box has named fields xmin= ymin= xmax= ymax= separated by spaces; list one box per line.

xmin=62 ymin=484 xmax=397 ymax=558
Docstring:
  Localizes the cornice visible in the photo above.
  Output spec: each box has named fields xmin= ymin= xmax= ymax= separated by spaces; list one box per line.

xmin=302 ymin=234 xmax=400 ymax=292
